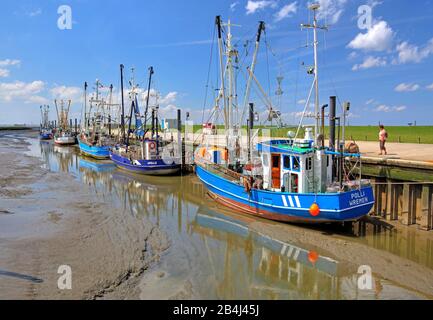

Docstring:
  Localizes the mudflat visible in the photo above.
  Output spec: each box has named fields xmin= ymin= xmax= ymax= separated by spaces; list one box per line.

xmin=0 ymin=131 xmax=169 ymax=299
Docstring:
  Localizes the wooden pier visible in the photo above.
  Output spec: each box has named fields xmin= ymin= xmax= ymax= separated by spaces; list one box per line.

xmin=370 ymin=180 xmax=433 ymax=231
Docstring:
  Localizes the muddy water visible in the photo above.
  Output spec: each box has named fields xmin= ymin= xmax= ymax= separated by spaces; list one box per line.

xmin=16 ymin=136 xmax=433 ymax=299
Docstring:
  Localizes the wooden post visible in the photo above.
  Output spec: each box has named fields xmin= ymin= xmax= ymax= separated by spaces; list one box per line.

xmin=401 ymin=184 xmax=410 ymax=225
xmin=420 ymin=185 xmax=432 ymax=230
xmin=384 ymin=181 xmax=394 ymax=220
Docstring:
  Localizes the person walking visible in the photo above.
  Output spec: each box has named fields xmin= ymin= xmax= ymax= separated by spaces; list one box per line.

xmin=379 ymin=125 xmax=388 ymax=155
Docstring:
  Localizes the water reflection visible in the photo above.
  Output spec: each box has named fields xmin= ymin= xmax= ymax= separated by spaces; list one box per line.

xmin=32 ymin=139 xmax=432 ymax=299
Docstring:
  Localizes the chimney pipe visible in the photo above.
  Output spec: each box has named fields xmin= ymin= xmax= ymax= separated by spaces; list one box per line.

xmin=329 ymin=96 xmax=336 ymax=151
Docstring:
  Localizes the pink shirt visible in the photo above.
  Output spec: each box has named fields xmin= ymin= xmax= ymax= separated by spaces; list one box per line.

xmin=379 ymin=129 xmax=387 ymax=141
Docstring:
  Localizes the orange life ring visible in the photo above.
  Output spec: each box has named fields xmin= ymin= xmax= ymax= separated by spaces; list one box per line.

xmin=149 ymin=141 xmax=156 ymax=150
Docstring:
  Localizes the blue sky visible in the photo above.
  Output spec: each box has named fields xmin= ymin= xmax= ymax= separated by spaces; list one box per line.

xmin=0 ymin=0 xmax=433 ymax=126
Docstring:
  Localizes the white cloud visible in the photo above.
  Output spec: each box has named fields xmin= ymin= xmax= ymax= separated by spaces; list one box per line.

xmin=375 ymin=104 xmax=390 ymax=112
xmin=0 ymin=68 xmax=10 ymax=78
xmin=230 ymin=2 xmax=239 ymax=11
xmin=0 ymin=59 xmax=21 ymax=67
xmin=352 ymin=56 xmax=387 ymax=70
xmin=25 ymin=95 xmax=49 ymax=105
xmin=28 ymin=8 xmax=42 ymax=17
xmin=348 ymin=21 xmax=394 ymax=52
xmin=393 ymin=38 xmax=433 ymax=64
xmin=274 ymin=2 xmax=297 ymax=22
xmin=245 ymin=0 xmax=277 ymax=15
xmin=0 ymin=80 xmax=45 ymax=102
xmin=159 ymin=91 xmax=178 ymax=105
xmin=394 ymin=106 xmax=407 ymax=112
xmin=365 ymin=99 xmax=376 ymax=105
xmin=315 ymin=0 xmax=348 ymax=24
xmin=50 ymin=85 xmax=82 ymax=101
xmin=394 ymin=83 xmax=420 ymax=92
xmin=426 ymin=83 xmax=433 ymax=91
xmin=374 ymin=104 xmax=407 ymax=112
xmin=348 ymin=52 xmax=358 ymax=60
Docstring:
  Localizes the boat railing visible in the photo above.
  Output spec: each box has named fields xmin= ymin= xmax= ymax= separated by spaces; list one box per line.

xmin=196 ymin=157 xmax=242 ymax=184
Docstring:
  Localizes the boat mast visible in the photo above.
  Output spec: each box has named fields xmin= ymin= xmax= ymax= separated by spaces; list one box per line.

xmin=215 ymin=16 xmax=228 ymax=128
xmin=143 ymin=66 xmax=154 ymax=134
xmin=83 ymin=82 xmax=88 ymax=132
xmin=108 ymin=84 xmax=113 ymax=130
xmin=241 ymin=21 xmax=265 ymax=125
xmin=301 ymin=4 xmax=327 ymax=144
xmin=313 ymin=6 xmax=319 ymax=141
xmin=120 ymin=64 xmax=126 ymax=143
xmin=227 ymin=20 xmax=234 ymax=130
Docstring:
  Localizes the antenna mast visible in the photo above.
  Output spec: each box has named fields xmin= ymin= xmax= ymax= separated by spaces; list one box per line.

xmin=301 ymin=4 xmax=327 ymax=144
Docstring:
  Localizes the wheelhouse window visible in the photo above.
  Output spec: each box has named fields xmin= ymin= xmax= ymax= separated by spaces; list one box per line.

xmin=272 ymin=155 xmax=280 ymax=168
xmin=283 ymin=155 xmax=290 ymax=169
xmin=292 ymin=156 xmax=300 ymax=171
xmin=306 ymin=157 xmax=313 ymax=171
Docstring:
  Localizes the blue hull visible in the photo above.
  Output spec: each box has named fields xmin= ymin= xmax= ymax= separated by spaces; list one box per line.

xmin=78 ymin=139 xmax=110 ymax=159
xmin=79 ymin=158 xmax=116 ymax=173
xmin=40 ymin=133 xmax=52 ymax=140
xmin=110 ymin=152 xmax=180 ymax=175
xmin=196 ymin=165 xmax=375 ymax=223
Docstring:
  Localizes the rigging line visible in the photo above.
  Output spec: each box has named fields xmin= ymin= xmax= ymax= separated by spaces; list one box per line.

xmin=202 ymin=23 xmax=217 ymax=125
xmin=264 ymin=30 xmax=272 ymax=99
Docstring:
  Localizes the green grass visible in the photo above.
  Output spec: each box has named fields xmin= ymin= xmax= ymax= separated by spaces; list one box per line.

xmin=182 ymin=125 xmax=433 ymax=144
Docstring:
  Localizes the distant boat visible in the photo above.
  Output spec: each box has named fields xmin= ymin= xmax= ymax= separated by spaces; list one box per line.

xmin=39 ymin=105 xmax=53 ymax=140
xmin=54 ymin=131 xmax=77 ymax=146
xmin=78 ymin=81 xmax=116 ymax=159
xmin=195 ymin=11 xmax=374 ymax=224
xmin=53 ymin=99 xmax=77 ymax=146
xmin=109 ymin=65 xmax=181 ymax=175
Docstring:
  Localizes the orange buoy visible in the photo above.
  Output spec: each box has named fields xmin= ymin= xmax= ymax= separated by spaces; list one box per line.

xmin=309 ymin=203 xmax=320 ymax=217
xmin=308 ymin=251 xmax=319 ymax=265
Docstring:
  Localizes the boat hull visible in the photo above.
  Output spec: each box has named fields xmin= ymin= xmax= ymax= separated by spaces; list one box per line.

xmin=196 ymin=165 xmax=375 ymax=224
xmin=78 ymin=138 xmax=110 ymax=159
xmin=40 ymin=133 xmax=53 ymax=140
xmin=54 ymin=136 xmax=77 ymax=146
xmin=110 ymin=152 xmax=181 ymax=175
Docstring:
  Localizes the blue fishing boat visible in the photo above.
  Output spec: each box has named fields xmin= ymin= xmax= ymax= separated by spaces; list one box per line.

xmin=195 ymin=10 xmax=374 ymax=224
xmin=110 ymin=148 xmax=181 ymax=175
xmin=39 ymin=105 xmax=53 ymax=140
xmin=78 ymin=81 xmax=116 ymax=159
xmin=40 ymin=130 xmax=53 ymax=140
xmin=109 ymin=65 xmax=181 ymax=175
xmin=78 ymin=138 xmax=110 ymax=159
